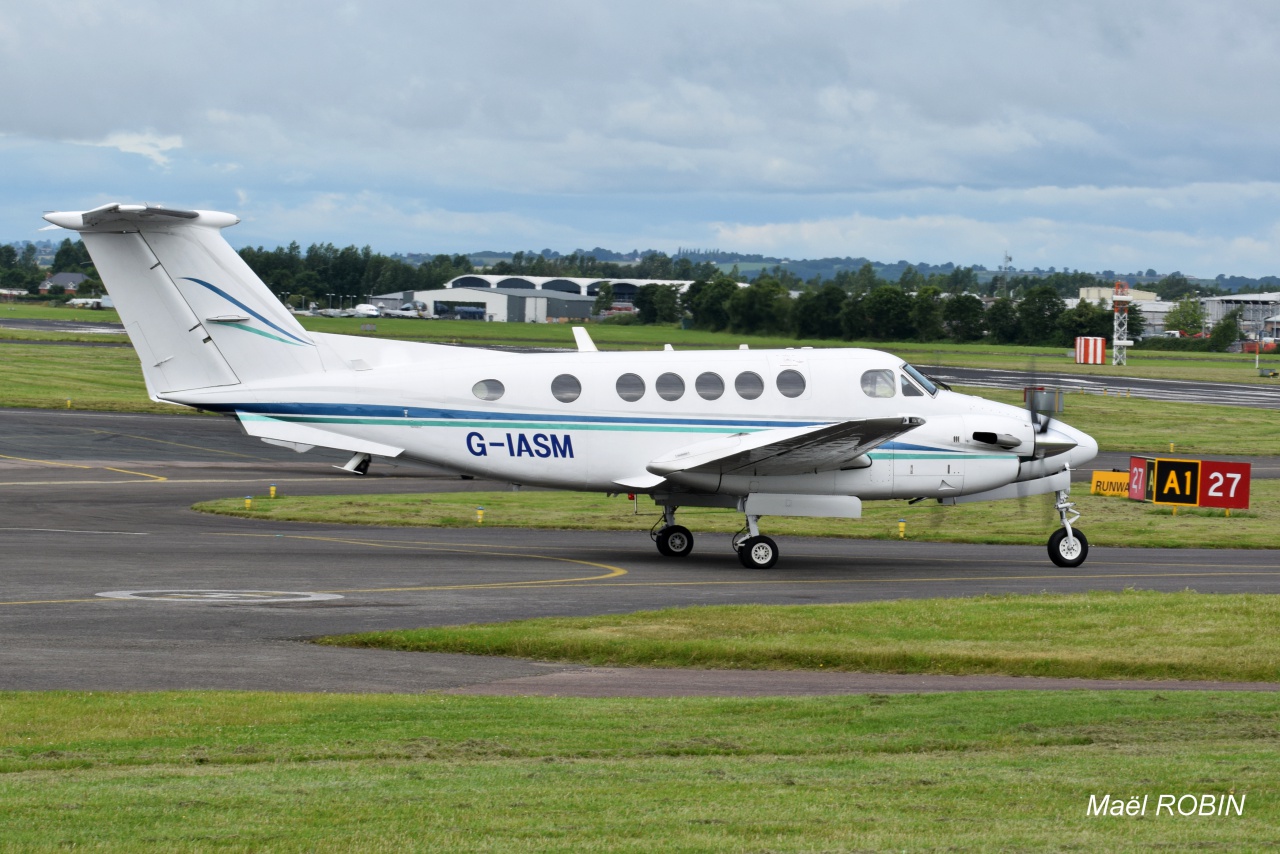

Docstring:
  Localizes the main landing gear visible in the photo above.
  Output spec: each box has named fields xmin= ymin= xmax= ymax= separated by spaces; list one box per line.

xmin=1048 ymin=484 xmax=1088 ymax=568
xmin=651 ymin=507 xmax=779 ymax=569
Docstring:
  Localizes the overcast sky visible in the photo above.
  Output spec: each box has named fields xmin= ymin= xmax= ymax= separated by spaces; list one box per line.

xmin=6 ymin=1 xmax=1280 ymax=276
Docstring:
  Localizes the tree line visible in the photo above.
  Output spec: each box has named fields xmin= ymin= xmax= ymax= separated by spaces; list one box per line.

xmin=625 ymin=263 xmax=1162 ymax=349
xmin=236 ymin=243 xmax=473 ymax=308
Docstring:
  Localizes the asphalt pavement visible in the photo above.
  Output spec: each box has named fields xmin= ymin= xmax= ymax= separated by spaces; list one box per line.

xmin=1 ymin=408 xmax=1276 ymax=695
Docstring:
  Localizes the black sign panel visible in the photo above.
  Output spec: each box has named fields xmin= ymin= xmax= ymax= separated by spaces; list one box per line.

xmin=1152 ymin=459 xmax=1201 ymax=506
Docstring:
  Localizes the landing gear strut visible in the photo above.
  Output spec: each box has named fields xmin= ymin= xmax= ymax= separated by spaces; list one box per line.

xmin=652 ymin=506 xmax=694 ymax=558
xmin=1047 ymin=482 xmax=1088 ymax=567
xmin=732 ymin=514 xmax=778 ymax=569
xmin=335 ymin=452 xmax=372 ymax=476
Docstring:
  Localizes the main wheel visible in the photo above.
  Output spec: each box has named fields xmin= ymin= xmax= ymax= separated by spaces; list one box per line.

xmin=737 ymin=535 xmax=779 ymax=569
xmin=1048 ymin=528 xmax=1088 ymax=568
xmin=656 ymin=525 xmax=694 ymax=558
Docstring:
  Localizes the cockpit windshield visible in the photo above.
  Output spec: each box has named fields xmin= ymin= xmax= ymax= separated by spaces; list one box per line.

xmin=901 ymin=363 xmax=938 ymax=396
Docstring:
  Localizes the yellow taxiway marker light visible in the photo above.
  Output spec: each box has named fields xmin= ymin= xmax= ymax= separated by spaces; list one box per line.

xmin=244 ymin=496 xmax=252 ymax=510
xmin=476 ymin=506 xmax=485 ymax=525
xmin=898 ymin=518 xmax=906 ymax=539
xmin=269 ymin=484 xmax=277 ymax=499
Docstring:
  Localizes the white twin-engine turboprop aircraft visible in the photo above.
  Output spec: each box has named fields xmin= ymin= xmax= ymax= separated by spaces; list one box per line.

xmin=45 ymin=203 xmax=1099 ymax=569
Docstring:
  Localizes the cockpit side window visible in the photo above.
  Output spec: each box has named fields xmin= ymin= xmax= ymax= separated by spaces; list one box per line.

xmin=900 ymin=374 xmax=924 ymax=396
xmin=901 ymin=363 xmax=938 ymax=396
xmin=860 ymin=369 xmax=896 ymax=398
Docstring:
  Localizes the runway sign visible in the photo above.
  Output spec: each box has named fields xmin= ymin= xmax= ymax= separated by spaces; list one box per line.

xmin=1151 ymin=458 xmax=1201 ymax=506
xmin=1140 ymin=458 xmax=1253 ymax=509
xmin=1128 ymin=456 xmax=1154 ymax=501
xmin=1090 ymin=471 xmax=1130 ymax=496
xmin=1198 ymin=460 xmax=1251 ymax=510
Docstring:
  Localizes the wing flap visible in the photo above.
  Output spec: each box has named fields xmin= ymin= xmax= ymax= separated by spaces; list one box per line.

xmin=647 ymin=416 xmax=924 ymax=478
xmin=237 ymin=412 xmax=405 ymax=458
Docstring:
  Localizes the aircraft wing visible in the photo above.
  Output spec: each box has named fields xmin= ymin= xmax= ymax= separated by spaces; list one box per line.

xmin=647 ymin=416 xmax=924 ymax=478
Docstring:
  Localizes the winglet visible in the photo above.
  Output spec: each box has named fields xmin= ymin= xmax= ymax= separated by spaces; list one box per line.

xmin=572 ymin=326 xmax=598 ymax=352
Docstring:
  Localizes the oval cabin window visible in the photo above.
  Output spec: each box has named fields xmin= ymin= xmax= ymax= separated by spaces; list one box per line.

xmin=776 ymin=369 xmax=806 ymax=398
xmin=695 ymin=372 xmax=724 ymax=400
xmin=472 ymin=379 xmax=505 ymax=401
xmin=551 ymin=374 xmax=582 ymax=403
xmin=616 ymin=373 xmax=646 ymax=402
xmin=656 ymin=372 xmax=685 ymax=401
xmin=735 ymin=371 xmax=764 ymax=400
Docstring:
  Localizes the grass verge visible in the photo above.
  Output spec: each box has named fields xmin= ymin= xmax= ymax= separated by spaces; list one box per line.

xmin=0 ymin=690 xmax=1274 ymax=850
xmin=320 ymin=591 xmax=1280 ymax=682
xmin=193 ymin=478 xmax=1280 ymax=550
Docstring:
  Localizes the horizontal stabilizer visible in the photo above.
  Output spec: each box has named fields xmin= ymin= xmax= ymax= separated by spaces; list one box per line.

xmin=647 ymin=416 xmax=924 ymax=478
xmin=237 ymin=412 xmax=404 ymax=458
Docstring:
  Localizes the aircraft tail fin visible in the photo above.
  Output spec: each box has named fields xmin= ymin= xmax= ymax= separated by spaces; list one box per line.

xmin=43 ymin=204 xmax=322 ymax=398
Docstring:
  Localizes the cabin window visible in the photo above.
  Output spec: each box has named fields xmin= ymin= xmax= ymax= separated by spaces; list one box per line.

xmin=472 ymin=379 xmax=505 ymax=401
xmin=656 ymin=372 xmax=685 ymax=401
xmin=900 ymin=375 xmax=924 ymax=397
xmin=551 ymin=374 xmax=581 ymax=403
xmin=860 ymin=369 xmax=895 ymax=398
xmin=735 ymin=371 xmax=764 ymax=400
xmin=776 ymin=369 xmax=806 ymax=398
xmin=616 ymin=373 xmax=646 ymax=402
xmin=695 ymin=372 xmax=724 ymax=400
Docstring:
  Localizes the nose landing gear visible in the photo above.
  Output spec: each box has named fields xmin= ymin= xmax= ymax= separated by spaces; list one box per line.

xmin=1047 ymin=484 xmax=1088 ymax=567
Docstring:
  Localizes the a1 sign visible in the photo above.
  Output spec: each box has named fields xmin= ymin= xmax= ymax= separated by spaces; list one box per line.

xmin=1151 ymin=459 xmax=1200 ymax=506
xmin=1199 ymin=460 xmax=1251 ymax=510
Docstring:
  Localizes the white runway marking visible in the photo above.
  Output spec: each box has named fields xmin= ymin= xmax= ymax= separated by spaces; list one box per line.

xmin=96 ymin=589 xmax=343 ymax=603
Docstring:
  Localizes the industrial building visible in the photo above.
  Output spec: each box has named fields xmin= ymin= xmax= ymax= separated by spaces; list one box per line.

xmin=372 ymin=287 xmax=595 ymax=323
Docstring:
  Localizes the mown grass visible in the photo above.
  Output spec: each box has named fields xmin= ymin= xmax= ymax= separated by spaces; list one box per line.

xmin=0 ymin=690 xmax=1275 ymax=850
xmin=194 ymin=477 xmax=1280 ymax=550
xmin=4 ymin=298 xmax=1276 ymax=381
xmin=0 ymin=343 xmax=196 ymax=414
xmin=321 ymin=591 xmax=1280 ymax=682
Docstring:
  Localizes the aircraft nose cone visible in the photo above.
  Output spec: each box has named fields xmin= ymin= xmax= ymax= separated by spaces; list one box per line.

xmin=1044 ymin=419 xmax=1098 ymax=468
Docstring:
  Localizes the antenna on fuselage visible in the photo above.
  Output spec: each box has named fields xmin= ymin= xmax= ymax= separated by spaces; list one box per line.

xmin=572 ymin=327 xmax=598 ymax=352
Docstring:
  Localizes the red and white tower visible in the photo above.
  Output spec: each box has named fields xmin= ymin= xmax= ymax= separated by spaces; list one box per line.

xmin=1112 ymin=280 xmax=1133 ymax=366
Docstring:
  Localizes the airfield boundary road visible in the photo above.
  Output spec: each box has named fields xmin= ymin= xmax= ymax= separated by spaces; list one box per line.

xmin=1 ymin=408 xmax=1277 ymax=695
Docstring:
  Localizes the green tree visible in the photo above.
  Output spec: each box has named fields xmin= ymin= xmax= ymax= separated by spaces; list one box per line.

xmin=945 ymin=266 xmax=978 ymax=295
xmin=862 ymin=285 xmax=913 ymax=341
xmin=838 ymin=292 xmax=867 ymax=340
xmin=897 ymin=265 xmax=925 ymax=293
xmin=1163 ymin=295 xmax=1205 ymax=336
xmin=727 ymin=277 xmax=791 ymax=334
xmin=910 ymin=285 xmax=945 ymax=342
xmin=1057 ymin=299 xmax=1107 ymax=344
xmin=943 ymin=294 xmax=986 ymax=342
xmin=633 ymin=284 xmax=680 ymax=324
xmin=791 ymin=283 xmax=846 ymax=339
xmin=1208 ymin=308 xmax=1242 ymax=351
xmin=592 ymin=281 xmax=615 ymax=315
xmin=683 ymin=276 xmax=739 ymax=331
xmin=1156 ymin=273 xmax=1197 ymax=302
xmin=0 ymin=245 xmax=17 ymax=269
xmin=52 ymin=239 xmax=92 ymax=274
xmin=985 ymin=297 xmax=1020 ymax=344
xmin=1017 ymin=286 xmax=1066 ymax=344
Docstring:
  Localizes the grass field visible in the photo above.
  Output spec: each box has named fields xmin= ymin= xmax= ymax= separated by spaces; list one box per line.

xmin=4 ymin=299 xmax=1277 ymax=384
xmin=321 ymin=591 xmax=1280 ymax=681
xmin=194 ymin=476 xmax=1279 ymax=550
xmin=0 ymin=690 xmax=1274 ymax=850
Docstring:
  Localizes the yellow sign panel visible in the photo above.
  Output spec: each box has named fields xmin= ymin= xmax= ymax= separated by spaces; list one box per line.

xmin=1090 ymin=471 xmax=1130 ymax=497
